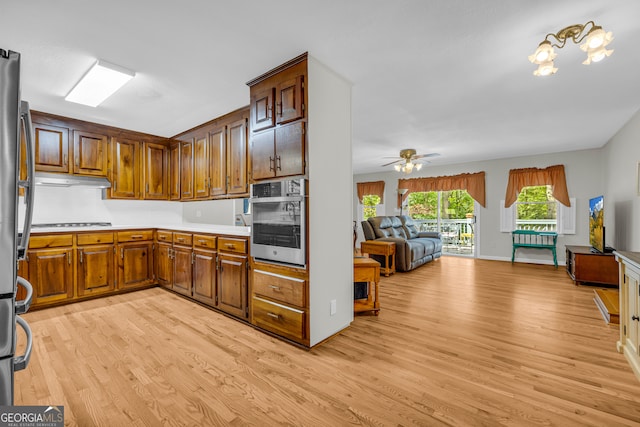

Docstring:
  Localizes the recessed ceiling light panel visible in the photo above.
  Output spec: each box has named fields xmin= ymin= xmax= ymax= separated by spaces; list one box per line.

xmin=65 ymin=60 xmax=135 ymax=107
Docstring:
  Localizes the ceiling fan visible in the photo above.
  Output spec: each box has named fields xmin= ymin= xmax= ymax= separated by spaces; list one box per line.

xmin=382 ymin=149 xmax=440 ymax=173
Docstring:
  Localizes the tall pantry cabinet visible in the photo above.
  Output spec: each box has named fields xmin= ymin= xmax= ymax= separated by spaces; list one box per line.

xmin=247 ymin=53 xmax=353 ymax=347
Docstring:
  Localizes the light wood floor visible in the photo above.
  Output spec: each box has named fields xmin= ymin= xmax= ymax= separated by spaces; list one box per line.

xmin=15 ymin=257 xmax=640 ymax=426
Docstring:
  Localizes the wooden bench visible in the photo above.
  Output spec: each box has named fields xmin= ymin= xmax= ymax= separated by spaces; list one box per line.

xmin=511 ymin=230 xmax=558 ymax=268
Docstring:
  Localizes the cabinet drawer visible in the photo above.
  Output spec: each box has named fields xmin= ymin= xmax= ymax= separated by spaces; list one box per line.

xmin=253 ymin=269 xmax=305 ymax=307
xmin=173 ymin=232 xmax=193 ymax=246
xmin=117 ymin=230 xmax=154 ymax=242
xmin=156 ymin=230 xmax=173 ymax=243
xmin=194 ymin=234 xmax=216 ymax=249
xmin=77 ymin=232 xmax=114 ymax=246
xmin=252 ymin=297 xmax=305 ymax=341
xmin=354 ymin=267 xmax=378 ymax=283
xmin=29 ymin=234 xmax=73 ymax=249
xmin=218 ymin=237 xmax=247 ymax=254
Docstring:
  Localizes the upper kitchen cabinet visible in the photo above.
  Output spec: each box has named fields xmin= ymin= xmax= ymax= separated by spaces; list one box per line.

xmin=111 ymin=138 xmax=141 ymax=199
xmin=247 ymin=53 xmax=307 ymax=182
xmin=33 ymin=122 xmax=70 ymax=173
xmin=143 ymin=142 xmax=168 ymax=200
xmin=172 ymin=107 xmax=249 ymax=200
xmin=73 ymin=130 xmax=108 ymax=176
xmin=169 ymin=142 xmax=181 ymax=201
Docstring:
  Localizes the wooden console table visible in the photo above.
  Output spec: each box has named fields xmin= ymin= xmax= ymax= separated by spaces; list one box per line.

xmin=360 ymin=241 xmax=396 ymax=276
xmin=353 ymin=257 xmax=380 ymax=315
xmin=565 ymin=245 xmax=618 ymax=286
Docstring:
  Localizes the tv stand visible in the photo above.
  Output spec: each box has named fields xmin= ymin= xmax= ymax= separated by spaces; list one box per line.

xmin=565 ymin=245 xmax=618 ymax=286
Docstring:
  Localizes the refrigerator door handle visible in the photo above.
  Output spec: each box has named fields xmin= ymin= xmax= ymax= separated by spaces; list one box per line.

xmin=15 ymin=276 xmax=33 ymax=315
xmin=13 ymin=316 xmax=33 ymax=372
xmin=17 ymin=101 xmax=35 ymax=260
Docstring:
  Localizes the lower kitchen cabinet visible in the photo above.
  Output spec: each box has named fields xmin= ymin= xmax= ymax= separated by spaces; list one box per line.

xmin=156 ymin=241 xmax=173 ymax=288
xmin=172 ymin=244 xmax=193 ymax=296
xmin=117 ymin=230 xmax=155 ymax=290
xmin=77 ymin=232 xmax=116 ymax=297
xmin=193 ymin=248 xmax=216 ymax=306
xmin=217 ymin=252 xmax=248 ymax=318
xmin=28 ymin=247 xmax=74 ymax=306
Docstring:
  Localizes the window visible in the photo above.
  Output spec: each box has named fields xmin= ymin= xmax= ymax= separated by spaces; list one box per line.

xmin=515 ymin=185 xmax=556 ymax=231
xmin=362 ymin=194 xmax=383 ymax=221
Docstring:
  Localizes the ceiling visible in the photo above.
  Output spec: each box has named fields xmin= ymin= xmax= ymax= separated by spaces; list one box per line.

xmin=2 ymin=1 xmax=640 ymax=175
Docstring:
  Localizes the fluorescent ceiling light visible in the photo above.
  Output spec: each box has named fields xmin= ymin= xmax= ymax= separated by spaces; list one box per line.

xmin=65 ymin=60 xmax=135 ymax=107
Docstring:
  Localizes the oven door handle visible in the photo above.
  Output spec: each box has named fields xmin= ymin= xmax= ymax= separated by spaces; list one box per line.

xmin=250 ymin=196 xmax=306 ymax=203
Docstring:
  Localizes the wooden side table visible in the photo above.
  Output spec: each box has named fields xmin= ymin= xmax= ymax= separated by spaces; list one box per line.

xmin=360 ymin=241 xmax=396 ymax=276
xmin=353 ymin=257 xmax=380 ymax=315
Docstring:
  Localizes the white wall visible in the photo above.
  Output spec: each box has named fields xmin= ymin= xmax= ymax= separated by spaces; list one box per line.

xmin=604 ymin=108 xmax=640 ymax=251
xmin=21 ymin=186 xmax=183 ymax=226
xmin=182 ymin=198 xmax=246 ymax=225
xmin=308 ymin=55 xmax=353 ymax=346
xmin=354 ymin=149 xmax=604 ymax=265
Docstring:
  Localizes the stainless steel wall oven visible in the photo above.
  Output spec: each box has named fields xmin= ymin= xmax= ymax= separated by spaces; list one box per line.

xmin=250 ymin=179 xmax=306 ymax=267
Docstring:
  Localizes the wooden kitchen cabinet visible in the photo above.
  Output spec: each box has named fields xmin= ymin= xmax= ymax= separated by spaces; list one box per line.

xmin=156 ymin=242 xmax=173 ymax=288
xmin=172 ymin=232 xmax=193 ymax=296
xmin=116 ymin=231 xmax=154 ymax=289
xmin=76 ymin=232 xmax=116 ymax=297
xmin=111 ymin=138 xmax=141 ymax=199
xmin=180 ymin=141 xmax=194 ymax=200
xmin=227 ymin=118 xmax=248 ymax=195
xmin=169 ymin=142 xmax=181 ymax=201
xmin=248 ymin=56 xmax=306 ymax=182
xmin=143 ymin=142 xmax=168 ymax=200
xmin=192 ymin=234 xmax=217 ymax=306
xmin=27 ymin=247 xmax=74 ymax=306
xmin=33 ymin=122 xmax=70 ymax=173
xmin=73 ymin=130 xmax=108 ymax=176
xmin=615 ymin=251 xmax=640 ymax=382
xmin=193 ymin=134 xmax=210 ymax=199
xmin=217 ymin=237 xmax=249 ymax=319
xmin=209 ymin=125 xmax=226 ymax=197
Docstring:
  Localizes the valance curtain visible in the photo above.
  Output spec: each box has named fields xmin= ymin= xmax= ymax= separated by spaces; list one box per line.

xmin=504 ymin=164 xmax=570 ymax=207
xmin=356 ymin=181 xmax=385 ymax=204
xmin=398 ymin=172 xmax=486 ymax=208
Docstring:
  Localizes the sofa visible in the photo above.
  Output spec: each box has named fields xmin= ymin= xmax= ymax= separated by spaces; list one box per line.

xmin=361 ymin=215 xmax=442 ymax=272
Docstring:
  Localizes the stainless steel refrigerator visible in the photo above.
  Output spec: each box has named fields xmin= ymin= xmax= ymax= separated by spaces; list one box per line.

xmin=0 ymin=48 xmax=35 ymax=406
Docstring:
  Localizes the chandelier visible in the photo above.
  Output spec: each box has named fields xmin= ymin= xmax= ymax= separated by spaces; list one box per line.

xmin=528 ymin=21 xmax=614 ymax=76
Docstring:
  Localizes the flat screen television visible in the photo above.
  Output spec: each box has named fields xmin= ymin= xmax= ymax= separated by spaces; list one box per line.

xmin=589 ymin=195 xmax=605 ymax=253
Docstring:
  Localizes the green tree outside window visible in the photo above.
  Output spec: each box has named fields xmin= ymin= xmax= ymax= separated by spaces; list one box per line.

xmin=362 ymin=195 xmax=381 ymax=220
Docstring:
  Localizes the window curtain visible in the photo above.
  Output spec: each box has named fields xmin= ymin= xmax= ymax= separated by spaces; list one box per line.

xmin=356 ymin=181 xmax=385 ymax=204
xmin=504 ymin=164 xmax=570 ymax=207
xmin=397 ymin=172 xmax=486 ymax=208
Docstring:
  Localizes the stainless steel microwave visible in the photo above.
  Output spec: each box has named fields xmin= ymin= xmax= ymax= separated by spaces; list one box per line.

xmin=250 ymin=179 xmax=306 ymax=267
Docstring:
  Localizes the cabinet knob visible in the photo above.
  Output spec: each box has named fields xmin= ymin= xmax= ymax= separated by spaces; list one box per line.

xmin=633 ymin=315 xmax=640 ymax=321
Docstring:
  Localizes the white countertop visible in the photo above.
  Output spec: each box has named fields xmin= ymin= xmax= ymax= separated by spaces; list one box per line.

xmin=29 ymin=223 xmax=251 ymax=237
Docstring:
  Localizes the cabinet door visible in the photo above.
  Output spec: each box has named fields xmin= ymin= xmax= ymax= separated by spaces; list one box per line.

xmin=169 ymin=142 xmax=181 ymax=201
xmin=180 ymin=141 xmax=194 ymax=200
xmin=28 ymin=248 xmax=74 ymax=305
xmin=34 ymin=123 xmax=69 ymax=173
xmin=275 ymin=121 xmax=305 ymax=177
xmin=117 ymin=242 xmax=154 ymax=289
xmin=111 ymin=138 xmax=140 ymax=199
xmin=628 ymin=274 xmax=640 ymax=357
xmin=276 ymin=75 xmax=304 ymax=125
xmin=73 ymin=130 xmax=108 ymax=176
xmin=156 ymin=243 xmax=173 ymax=288
xmin=193 ymin=249 xmax=216 ymax=306
xmin=193 ymin=134 xmax=210 ymax=199
xmin=143 ymin=142 xmax=168 ymax=200
xmin=77 ymin=245 xmax=115 ymax=297
xmin=217 ymin=253 xmax=248 ymax=318
xmin=173 ymin=246 xmax=193 ymax=296
xmin=227 ymin=118 xmax=248 ymax=195
xmin=250 ymin=130 xmax=275 ymax=181
xmin=251 ymin=87 xmax=275 ymax=132
xmin=209 ymin=126 xmax=226 ymax=196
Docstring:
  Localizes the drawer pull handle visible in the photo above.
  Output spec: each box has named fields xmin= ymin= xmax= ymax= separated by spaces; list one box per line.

xmin=269 ymin=285 xmax=281 ymax=291
xmin=131 ymin=235 xmax=143 ymax=239
xmin=177 ymin=238 xmax=185 ymax=242
xmin=199 ymin=240 xmax=206 ymax=244
xmin=266 ymin=312 xmax=280 ymax=319
xmin=226 ymin=244 xmax=234 ymax=248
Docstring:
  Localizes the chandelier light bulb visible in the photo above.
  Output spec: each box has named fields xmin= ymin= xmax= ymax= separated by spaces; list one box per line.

xmin=394 ymin=164 xmax=401 ymax=172
xmin=528 ymin=41 xmax=556 ymax=64
xmin=415 ymin=163 xmax=423 ymax=171
xmin=533 ymin=61 xmax=557 ymax=77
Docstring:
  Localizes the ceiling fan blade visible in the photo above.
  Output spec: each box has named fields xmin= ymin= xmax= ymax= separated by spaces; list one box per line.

xmin=412 ymin=153 xmax=440 ymax=160
xmin=381 ymin=159 xmax=404 ymax=167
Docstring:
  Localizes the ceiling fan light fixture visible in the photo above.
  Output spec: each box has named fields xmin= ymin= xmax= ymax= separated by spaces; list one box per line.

xmin=415 ymin=163 xmax=423 ymax=171
xmin=394 ymin=164 xmax=402 ymax=172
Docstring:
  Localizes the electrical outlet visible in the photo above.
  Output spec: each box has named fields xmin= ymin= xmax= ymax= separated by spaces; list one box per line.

xmin=330 ymin=299 xmax=337 ymax=316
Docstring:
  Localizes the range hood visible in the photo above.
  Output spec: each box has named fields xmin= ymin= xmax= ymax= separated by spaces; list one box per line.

xmin=34 ymin=172 xmax=111 ymax=188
